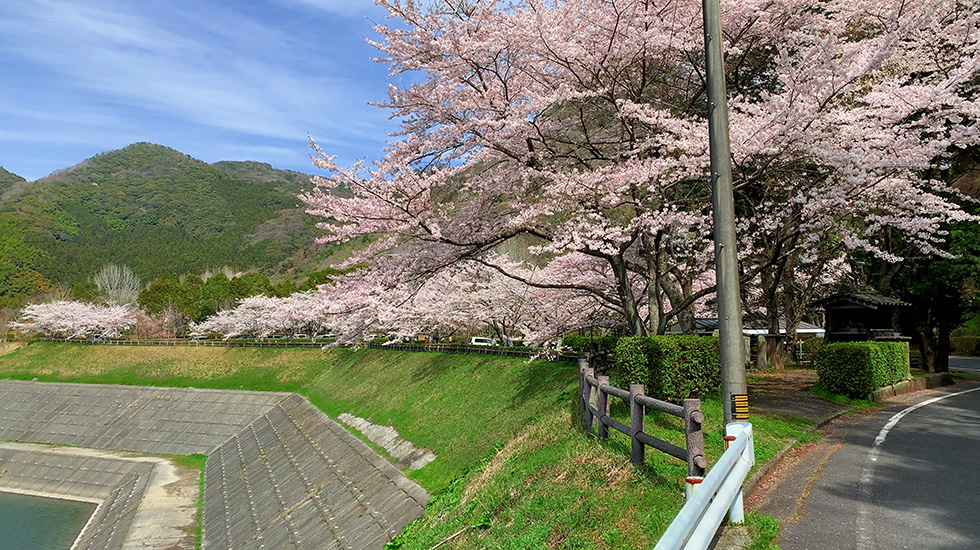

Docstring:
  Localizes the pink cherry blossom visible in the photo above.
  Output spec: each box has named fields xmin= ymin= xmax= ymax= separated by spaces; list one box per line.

xmin=298 ymin=0 xmax=979 ymax=338
xmin=12 ymin=301 xmax=138 ymax=339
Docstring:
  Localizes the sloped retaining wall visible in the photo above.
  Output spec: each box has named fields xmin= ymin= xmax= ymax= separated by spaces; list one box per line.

xmin=0 ymin=381 xmax=428 ymax=550
xmin=203 ymin=394 xmax=429 ymax=550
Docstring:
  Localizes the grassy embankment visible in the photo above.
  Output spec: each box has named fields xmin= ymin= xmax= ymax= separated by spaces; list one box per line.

xmin=0 ymin=343 xmax=811 ymax=549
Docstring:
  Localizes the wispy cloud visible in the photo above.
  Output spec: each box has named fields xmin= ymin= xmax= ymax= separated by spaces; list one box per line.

xmin=273 ymin=0 xmax=388 ymax=18
xmin=0 ymin=0 xmax=400 ymax=180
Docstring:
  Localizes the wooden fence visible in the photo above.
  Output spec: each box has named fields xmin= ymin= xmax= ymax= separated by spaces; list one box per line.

xmin=579 ymin=358 xmax=706 ymax=477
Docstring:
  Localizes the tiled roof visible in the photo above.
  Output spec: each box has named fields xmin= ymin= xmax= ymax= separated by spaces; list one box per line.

xmin=810 ymin=292 xmax=910 ymax=309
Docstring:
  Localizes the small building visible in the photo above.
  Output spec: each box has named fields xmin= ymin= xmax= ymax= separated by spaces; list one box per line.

xmin=667 ymin=318 xmax=825 ymax=339
xmin=809 ymin=292 xmax=909 ymax=343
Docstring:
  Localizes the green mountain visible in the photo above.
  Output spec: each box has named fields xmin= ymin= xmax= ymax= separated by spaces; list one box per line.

xmin=0 ymin=143 xmax=325 ymax=308
xmin=0 ymin=167 xmax=26 ymax=199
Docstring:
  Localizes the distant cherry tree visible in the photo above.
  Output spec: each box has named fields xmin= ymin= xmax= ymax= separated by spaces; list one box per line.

xmin=11 ymin=301 xmax=137 ymax=338
xmin=189 ymin=291 xmax=327 ymax=339
xmin=301 ymin=0 xmax=980 ymax=339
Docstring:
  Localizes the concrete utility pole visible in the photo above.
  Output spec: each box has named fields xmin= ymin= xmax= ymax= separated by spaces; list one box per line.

xmin=702 ymin=0 xmax=747 ymax=424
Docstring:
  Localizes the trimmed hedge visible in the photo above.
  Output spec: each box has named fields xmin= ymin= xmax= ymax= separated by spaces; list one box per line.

xmin=613 ymin=335 xmax=721 ymax=402
xmin=799 ymin=337 xmax=824 ymax=363
xmin=562 ymin=334 xmax=620 ymax=354
xmin=815 ymin=341 xmax=910 ymax=398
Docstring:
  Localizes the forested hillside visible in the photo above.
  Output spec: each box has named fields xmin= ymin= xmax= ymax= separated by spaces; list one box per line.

xmin=0 ymin=167 xmax=25 ymax=198
xmin=0 ymin=143 xmax=323 ymax=308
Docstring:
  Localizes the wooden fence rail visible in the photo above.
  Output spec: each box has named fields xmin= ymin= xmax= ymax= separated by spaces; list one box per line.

xmin=579 ymin=358 xmax=706 ymax=477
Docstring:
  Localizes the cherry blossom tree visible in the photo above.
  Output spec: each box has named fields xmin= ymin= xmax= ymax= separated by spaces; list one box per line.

xmin=341 ymin=257 xmax=614 ymax=344
xmin=301 ymin=0 xmax=980 ymax=338
xmin=189 ymin=291 xmax=328 ymax=339
xmin=11 ymin=301 xmax=138 ymax=338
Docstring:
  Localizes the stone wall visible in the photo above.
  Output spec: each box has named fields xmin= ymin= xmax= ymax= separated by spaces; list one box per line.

xmin=202 ymin=394 xmax=428 ymax=550
xmin=0 ymin=381 xmax=290 ymax=454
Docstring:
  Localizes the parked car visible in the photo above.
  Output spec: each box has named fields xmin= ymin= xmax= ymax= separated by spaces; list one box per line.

xmin=291 ymin=333 xmax=310 ymax=340
xmin=470 ymin=337 xmax=494 ymax=346
xmin=313 ymin=332 xmax=337 ymax=339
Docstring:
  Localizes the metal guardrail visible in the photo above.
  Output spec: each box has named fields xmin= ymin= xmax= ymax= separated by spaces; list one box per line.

xmin=654 ymin=422 xmax=754 ymax=550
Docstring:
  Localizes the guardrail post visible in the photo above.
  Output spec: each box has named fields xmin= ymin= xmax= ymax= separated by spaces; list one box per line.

xmin=596 ymin=375 xmax=609 ymax=439
xmin=629 ymin=384 xmax=644 ymax=466
xmin=725 ymin=422 xmax=753 ymax=524
xmin=683 ymin=399 xmax=706 ymax=478
xmin=579 ymin=358 xmax=589 ymax=421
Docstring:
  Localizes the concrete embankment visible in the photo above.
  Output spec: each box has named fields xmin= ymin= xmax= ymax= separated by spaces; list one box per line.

xmin=0 ymin=380 xmax=428 ymax=550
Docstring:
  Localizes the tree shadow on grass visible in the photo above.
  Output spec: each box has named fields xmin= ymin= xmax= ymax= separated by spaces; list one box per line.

xmin=505 ymin=358 xmax=579 ymax=410
xmin=566 ymin=383 xmax=688 ymax=489
xmin=409 ymin=352 xmax=469 ymax=383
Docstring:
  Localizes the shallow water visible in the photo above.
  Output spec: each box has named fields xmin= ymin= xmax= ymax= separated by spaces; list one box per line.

xmin=0 ymin=492 xmax=95 ymax=550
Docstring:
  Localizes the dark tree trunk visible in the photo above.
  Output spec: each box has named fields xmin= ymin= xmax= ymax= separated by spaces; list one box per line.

xmin=933 ymin=322 xmax=951 ymax=373
xmin=611 ymin=257 xmax=646 ymax=336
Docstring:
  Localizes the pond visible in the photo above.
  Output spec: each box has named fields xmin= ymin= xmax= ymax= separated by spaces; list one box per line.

xmin=0 ymin=491 xmax=95 ymax=550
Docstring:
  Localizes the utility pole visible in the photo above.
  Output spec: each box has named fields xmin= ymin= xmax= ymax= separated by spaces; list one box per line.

xmin=702 ymin=0 xmax=747 ymax=424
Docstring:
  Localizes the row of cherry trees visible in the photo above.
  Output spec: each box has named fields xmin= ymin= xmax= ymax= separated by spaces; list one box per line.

xmin=294 ymin=0 xmax=979 ymax=342
xmin=18 ymin=1 xmax=977 ymax=346
xmin=8 ymin=295 xmax=332 ymax=341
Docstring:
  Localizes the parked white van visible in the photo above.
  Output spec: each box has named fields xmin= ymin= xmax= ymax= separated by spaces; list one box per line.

xmin=470 ymin=337 xmax=494 ymax=346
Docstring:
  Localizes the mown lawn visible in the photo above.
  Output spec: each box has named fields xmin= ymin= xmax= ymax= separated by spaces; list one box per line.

xmin=0 ymin=342 xmax=810 ymax=549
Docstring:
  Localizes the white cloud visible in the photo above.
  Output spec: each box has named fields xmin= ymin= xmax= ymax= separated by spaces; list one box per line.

xmin=275 ymin=0 xmax=388 ymax=18
xmin=0 ymin=0 xmax=401 ymax=179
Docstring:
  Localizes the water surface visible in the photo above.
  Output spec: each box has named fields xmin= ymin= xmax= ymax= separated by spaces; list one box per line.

xmin=0 ymin=492 xmax=95 ymax=550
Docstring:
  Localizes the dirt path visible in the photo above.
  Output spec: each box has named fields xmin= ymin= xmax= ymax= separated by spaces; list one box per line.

xmin=748 ymin=368 xmax=848 ymax=421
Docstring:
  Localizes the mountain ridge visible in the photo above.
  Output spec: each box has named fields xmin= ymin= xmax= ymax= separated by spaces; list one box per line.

xmin=0 ymin=142 xmax=328 ymax=309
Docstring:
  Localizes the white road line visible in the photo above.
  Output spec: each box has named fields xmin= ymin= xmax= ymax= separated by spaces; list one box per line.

xmin=855 ymin=385 xmax=980 ymax=550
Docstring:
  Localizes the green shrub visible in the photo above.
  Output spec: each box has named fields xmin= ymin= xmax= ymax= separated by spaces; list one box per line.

xmin=613 ymin=335 xmax=720 ymax=402
xmin=815 ymin=341 xmax=910 ymax=398
xmin=561 ymin=334 xmax=619 ymax=354
xmin=800 ymin=337 xmax=824 ymax=364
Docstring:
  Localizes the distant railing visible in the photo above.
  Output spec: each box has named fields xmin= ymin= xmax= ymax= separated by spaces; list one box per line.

xmin=33 ymin=337 xmax=578 ymax=362
xmin=578 ymin=358 xmax=706 ymax=477
xmin=38 ymin=337 xmax=324 ymax=348
xmin=366 ymin=342 xmax=578 ymax=362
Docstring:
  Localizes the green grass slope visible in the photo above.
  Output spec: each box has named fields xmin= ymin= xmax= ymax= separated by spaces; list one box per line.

xmin=0 ymin=343 xmax=809 ymax=549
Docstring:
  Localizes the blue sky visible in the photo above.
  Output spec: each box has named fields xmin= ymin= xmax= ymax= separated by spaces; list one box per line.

xmin=0 ymin=0 xmax=402 ymax=181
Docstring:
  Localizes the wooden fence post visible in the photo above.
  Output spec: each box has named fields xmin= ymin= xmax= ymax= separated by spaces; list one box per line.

xmin=683 ymin=399 xmax=707 ymax=477
xmin=579 ymin=357 xmax=589 ymax=421
xmin=583 ymin=367 xmax=595 ymax=430
xmin=597 ymin=375 xmax=610 ymax=439
xmin=630 ymin=384 xmax=644 ymax=466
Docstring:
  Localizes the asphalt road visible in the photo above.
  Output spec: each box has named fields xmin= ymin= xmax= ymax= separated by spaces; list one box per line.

xmin=949 ymin=355 xmax=980 ymax=372
xmin=779 ymin=383 xmax=980 ymax=550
